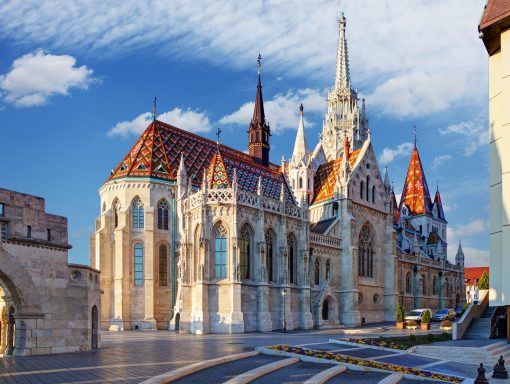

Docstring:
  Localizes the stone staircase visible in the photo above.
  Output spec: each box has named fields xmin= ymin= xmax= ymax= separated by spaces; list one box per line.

xmin=463 ymin=306 xmax=496 ymax=340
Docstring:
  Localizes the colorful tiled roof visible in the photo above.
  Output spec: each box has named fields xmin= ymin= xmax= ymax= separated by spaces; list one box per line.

xmin=311 ymin=149 xmax=361 ymax=204
xmin=399 ymin=146 xmax=433 ymax=216
xmin=433 ymin=190 xmax=446 ymax=221
xmin=207 ymin=151 xmax=230 ymax=189
xmin=109 ymin=120 xmax=295 ymax=204
xmin=465 ymin=266 xmax=489 ymax=284
xmin=480 ymin=0 xmax=510 ymax=30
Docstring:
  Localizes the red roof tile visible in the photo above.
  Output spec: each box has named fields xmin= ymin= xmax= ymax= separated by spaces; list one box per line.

xmin=480 ymin=0 xmax=510 ymax=30
xmin=464 ymin=266 xmax=489 ymax=283
xmin=399 ymin=147 xmax=433 ymax=216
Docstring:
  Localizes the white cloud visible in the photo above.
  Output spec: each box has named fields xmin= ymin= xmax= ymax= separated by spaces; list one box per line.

xmin=108 ymin=108 xmax=212 ymax=137
xmin=432 ymin=154 xmax=452 ymax=168
xmin=0 ymin=0 xmax=487 ymax=118
xmin=0 ymin=50 xmax=93 ymax=107
xmin=439 ymin=119 xmax=487 ymax=156
xmin=219 ymin=88 xmax=325 ymax=134
xmin=447 ymin=219 xmax=489 ymax=266
xmin=379 ymin=142 xmax=413 ymax=165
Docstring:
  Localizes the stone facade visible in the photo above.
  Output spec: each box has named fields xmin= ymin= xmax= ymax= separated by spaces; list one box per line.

xmin=0 ymin=188 xmax=101 ymax=356
xmin=91 ymin=14 xmax=464 ymax=334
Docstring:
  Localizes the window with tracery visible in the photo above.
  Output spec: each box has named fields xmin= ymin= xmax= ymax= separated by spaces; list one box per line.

xmin=214 ymin=224 xmax=227 ymax=279
xmin=358 ymin=223 xmax=374 ymax=277
xmin=159 ymin=244 xmax=168 ymax=286
xmin=314 ymin=259 xmax=320 ymax=286
xmin=288 ymin=234 xmax=296 ymax=284
xmin=372 ymin=185 xmax=376 ymax=203
xmin=132 ymin=197 xmax=144 ymax=229
xmin=134 ymin=243 xmax=144 ymax=286
xmin=239 ymin=225 xmax=251 ymax=280
xmin=265 ymin=230 xmax=275 ymax=282
xmin=366 ymin=175 xmax=370 ymax=202
xmin=113 ymin=199 xmax=120 ymax=228
xmin=158 ymin=200 xmax=169 ymax=230
xmin=360 ymin=181 xmax=364 ymax=199
xmin=406 ymin=272 xmax=411 ymax=293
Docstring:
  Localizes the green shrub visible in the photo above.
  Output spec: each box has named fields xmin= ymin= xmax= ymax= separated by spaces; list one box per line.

xmin=427 ymin=333 xmax=435 ymax=342
xmin=409 ymin=334 xmax=417 ymax=342
xmin=422 ymin=310 xmax=431 ymax=324
xmin=396 ymin=304 xmax=405 ymax=322
xmin=478 ymin=271 xmax=489 ymax=290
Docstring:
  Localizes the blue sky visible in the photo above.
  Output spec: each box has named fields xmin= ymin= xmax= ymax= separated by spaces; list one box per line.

xmin=0 ymin=0 xmax=489 ymax=266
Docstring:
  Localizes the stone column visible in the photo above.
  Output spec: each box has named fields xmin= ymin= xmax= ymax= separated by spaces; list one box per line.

xmin=111 ymin=226 xmax=125 ymax=331
xmin=142 ymin=207 xmax=156 ymax=330
xmin=5 ymin=310 xmax=14 ymax=355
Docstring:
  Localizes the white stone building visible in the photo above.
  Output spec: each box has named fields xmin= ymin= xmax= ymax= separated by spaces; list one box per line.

xmin=91 ymin=14 xmax=464 ymax=333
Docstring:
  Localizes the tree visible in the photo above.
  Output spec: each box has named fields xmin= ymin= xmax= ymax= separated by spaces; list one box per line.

xmin=478 ymin=271 xmax=489 ymax=290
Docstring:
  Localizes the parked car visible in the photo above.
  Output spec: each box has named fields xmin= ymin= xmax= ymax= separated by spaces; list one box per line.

xmin=432 ymin=308 xmax=456 ymax=322
xmin=405 ymin=308 xmax=432 ymax=324
xmin=455 ymin=306 xmax=464 ymax=317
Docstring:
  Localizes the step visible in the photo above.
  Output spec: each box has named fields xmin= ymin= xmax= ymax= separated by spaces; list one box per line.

xmin=303 ymin=365 xmax=347 ymax=384
xmin=325 ymin=369 xmax=392 ymax=384
xmin=249 ymin=361 xmax=333 ymax=384
xmin=224 ymin=357 xmax=299 ymax=384
xmin=171 ymin=354 xmax=282 ymax=384
xmin=485 ymin=341 xmax=507 ymax=351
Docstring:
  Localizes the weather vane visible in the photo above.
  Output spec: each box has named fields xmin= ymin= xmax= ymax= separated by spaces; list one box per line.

xmin=153 ymin=96 xmax=157 ymax=121
xmin=215 ymin=127 xmax=222 ymax=146
xmin=257 ymin=54 xmax=262 ymax=75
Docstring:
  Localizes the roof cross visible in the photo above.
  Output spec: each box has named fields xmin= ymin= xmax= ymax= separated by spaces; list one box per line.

xmin=257 ymin=54 xmax=262 ymax=75
xmin=216 ymin=127 xmax=222 ymax=145
xmin=412 ymin=125 xmax=417 ymax=147
xmin=153 ymin=96 xmax=157 ymax=121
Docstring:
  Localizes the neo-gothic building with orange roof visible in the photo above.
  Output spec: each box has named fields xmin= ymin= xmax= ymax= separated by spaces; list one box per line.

xmin=90 ymin=14 xmax=464 ymax=333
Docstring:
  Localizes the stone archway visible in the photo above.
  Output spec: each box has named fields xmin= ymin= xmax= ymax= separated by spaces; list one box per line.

xmin=322 ymin=300 xmax=329 ymax=320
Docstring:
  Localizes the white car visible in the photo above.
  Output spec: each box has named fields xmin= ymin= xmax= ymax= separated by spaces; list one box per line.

xmin=405 ymin=308 xmax=432 ymax=324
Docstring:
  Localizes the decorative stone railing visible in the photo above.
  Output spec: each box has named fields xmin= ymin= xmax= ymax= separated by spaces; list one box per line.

xmin=310 ymin=233 xmax=341 ymax=248
xmin=185 ymin=189 xmax=304 ymax=219
xmin=399 ymin=253 xmax=462 ymax=272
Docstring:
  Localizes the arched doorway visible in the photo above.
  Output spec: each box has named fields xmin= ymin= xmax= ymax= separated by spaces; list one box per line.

xmin=175 ymin=313 xmax=180 ymax=332
xmin=91 ymin=306 xmax=98 ymax=349
xmin=322 ymin=300 xmax=329 ymax=320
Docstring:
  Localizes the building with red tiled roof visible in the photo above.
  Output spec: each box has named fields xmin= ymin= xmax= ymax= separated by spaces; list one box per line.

xmin=90 ymin=13 xmax=465 ymax=334
xmin=464 ymin=266 xmax=490 ymax=303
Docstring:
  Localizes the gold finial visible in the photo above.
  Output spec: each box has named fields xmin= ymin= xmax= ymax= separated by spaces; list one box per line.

xmin=153 ymin=96 xmax=157 ymax=121
xmin=299 ymin=103 xmax=304 ymax=116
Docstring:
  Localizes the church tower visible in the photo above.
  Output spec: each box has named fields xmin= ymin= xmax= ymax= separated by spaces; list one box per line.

xmin=248 ymin=55 xmax=271 ymax=166
xmin=321 ymin=13 xmax=369 ymax=161
xmin=455 ymin=241 xmax=465 ymax=267
xmin=288 ymin=104 xmax=315 ymax=205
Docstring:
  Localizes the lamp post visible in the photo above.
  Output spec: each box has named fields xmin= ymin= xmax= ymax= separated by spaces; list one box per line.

xmin=282 ymin=289 xmax=287 ymax=333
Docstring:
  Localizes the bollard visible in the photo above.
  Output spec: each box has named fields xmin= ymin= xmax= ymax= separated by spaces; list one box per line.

xmin=493 ymin=355 xmax=509 ymax=379
xmin=474 ymin=363 xmax=489 ymax=384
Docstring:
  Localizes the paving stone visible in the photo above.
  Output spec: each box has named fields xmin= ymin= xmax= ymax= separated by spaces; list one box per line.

xmin=325 ymin=369 xmax=389 ymax=384
xmin=374 ymin=354 xmax=440 ymax=367
xmin=251 ymin=361 xmax=332 ymax=384
xmin=173 ymin=355 xmax=282 ymax=384
xmin=426 ymin=361 xmax=483 ymax=379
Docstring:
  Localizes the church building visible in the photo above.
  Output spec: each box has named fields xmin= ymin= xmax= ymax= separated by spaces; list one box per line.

xmin=91 ymin=14 xmax=464 ymax=333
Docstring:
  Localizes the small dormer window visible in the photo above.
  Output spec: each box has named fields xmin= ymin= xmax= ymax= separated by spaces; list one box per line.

xmin=136 ymin=163 xmax=147 ymax=170
xmin=120 ymin=163 xmax=128 ymax=171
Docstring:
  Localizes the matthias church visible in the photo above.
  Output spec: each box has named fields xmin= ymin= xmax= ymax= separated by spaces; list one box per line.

xmin=91 ymin=15 xmax=465 ymax=333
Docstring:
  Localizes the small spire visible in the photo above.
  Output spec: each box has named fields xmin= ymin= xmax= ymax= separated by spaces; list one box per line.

xmin=232 ymin=167 xmax=238 ymax=192
xmin=384 ymin=166 xmax=390 ymax=188
xmin=153 ymin=96 xmax=157 ymax=121
xmin=413 ymin=125 xmax=417 ymax=148
xmin=257 ymin=53 xmax=262 ymax=84
xmin=292 ymin=103 xmax=309 ymax=163
xmin=257 ymin=175 xmax=263 ymax=196
xmin=280 ymin=182 xmax=286 ymax=202
xmin=335 ymin=12 xmax=350 ymax=90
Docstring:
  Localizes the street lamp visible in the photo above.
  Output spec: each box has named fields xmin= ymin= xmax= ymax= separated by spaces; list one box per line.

xmin=282 ymin=289 xmax=287 ymax=333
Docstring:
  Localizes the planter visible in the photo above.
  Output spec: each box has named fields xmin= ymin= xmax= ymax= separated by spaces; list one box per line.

xmin=420 ymin=323 xmax=430 ymax=331
xmin=396 ymin=322 xmax=406 ymax=329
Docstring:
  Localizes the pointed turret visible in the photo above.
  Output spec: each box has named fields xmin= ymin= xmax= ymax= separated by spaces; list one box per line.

xmin=291 ymin=104 xmax=309 ymax=165
xmin=335 ymin=13 xmax=350 ymax=91
xmin=248 ymin=54 xmax=271 ymax=166
xmin=384 ymin=166 xmax=391 ymax=195
xmin=391 ymin=188 xmax=400 ymax=225
xmin=433 ymin=187 xmax=446 ymax=221
xmin=177 ymin=153 xmax=188 ymax=198
xmin=456 ymin=240 xmax=465 ymax=266
xmin=399 ymin=145 xmax=433 ymax=216
xmin=207 ymin=150 xmax=230 ymax=189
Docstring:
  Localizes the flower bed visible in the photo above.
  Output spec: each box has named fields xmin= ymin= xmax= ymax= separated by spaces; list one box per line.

xmin=269 ymin=345 xmax=463 ymax=383
xmin=344 ymin=333 xmax=451 ymax=350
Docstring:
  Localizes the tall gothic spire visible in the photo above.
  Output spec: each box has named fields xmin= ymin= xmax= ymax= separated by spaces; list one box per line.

xmin=248 ymin=54 xmax=271 ymax=166
xmin=335 ymin=13 xmax=350 ymax=91
xmin=291 ymin=103 xmax=309 ymax=164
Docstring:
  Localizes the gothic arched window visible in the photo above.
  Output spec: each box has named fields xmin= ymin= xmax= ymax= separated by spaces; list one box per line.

xmin=159 ymin=244 xmax=168 ymax=286
xmin=366 ymin=176 xmax=370 ymax=202
xmin=433 ymin=276 xmax=438 ymax=295
xmin=358 ymin=223 xmax=374 ymax=277
xmin=157 ymin=199 xmax=169 ymax=230
xmin=360 ymin=181 xmax=365 ymax=199
xmin=113 ymin=199 xmax=120 ymax=229
xmin=314 ymin=259 xmax=320 ymax=286
xmin=214 ymin=224 xmax=227 ymax=279
xmin=288 ymin=234 xmax=296 ymax=284
xmin=239 ymin=224 xmax=251 ymax=280
xmin=372 ymin=185 xmax=376 ymax=203
xmin=299 ymin=177 xmax=303 ymax=189
xmin=132 ymin=197 xmax=144 ymax=229
xmin=134 ymin=243 xmax=144 ymax=286
xmin=406 ymin=272 xmax=411 ymax=293
xmin=326 ymin=260 xmax=331 ymax=280
xmin=265 ymin=230 xmax=275 ymax=282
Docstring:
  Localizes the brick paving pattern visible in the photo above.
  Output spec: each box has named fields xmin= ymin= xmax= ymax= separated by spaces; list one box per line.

xmin=250 ymin=361 xmax=332 ymax=384
xmin=324 ymin=369 xmax=389 ymax=384
xmin=374 ymin=354 xmax=440 ymax=367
